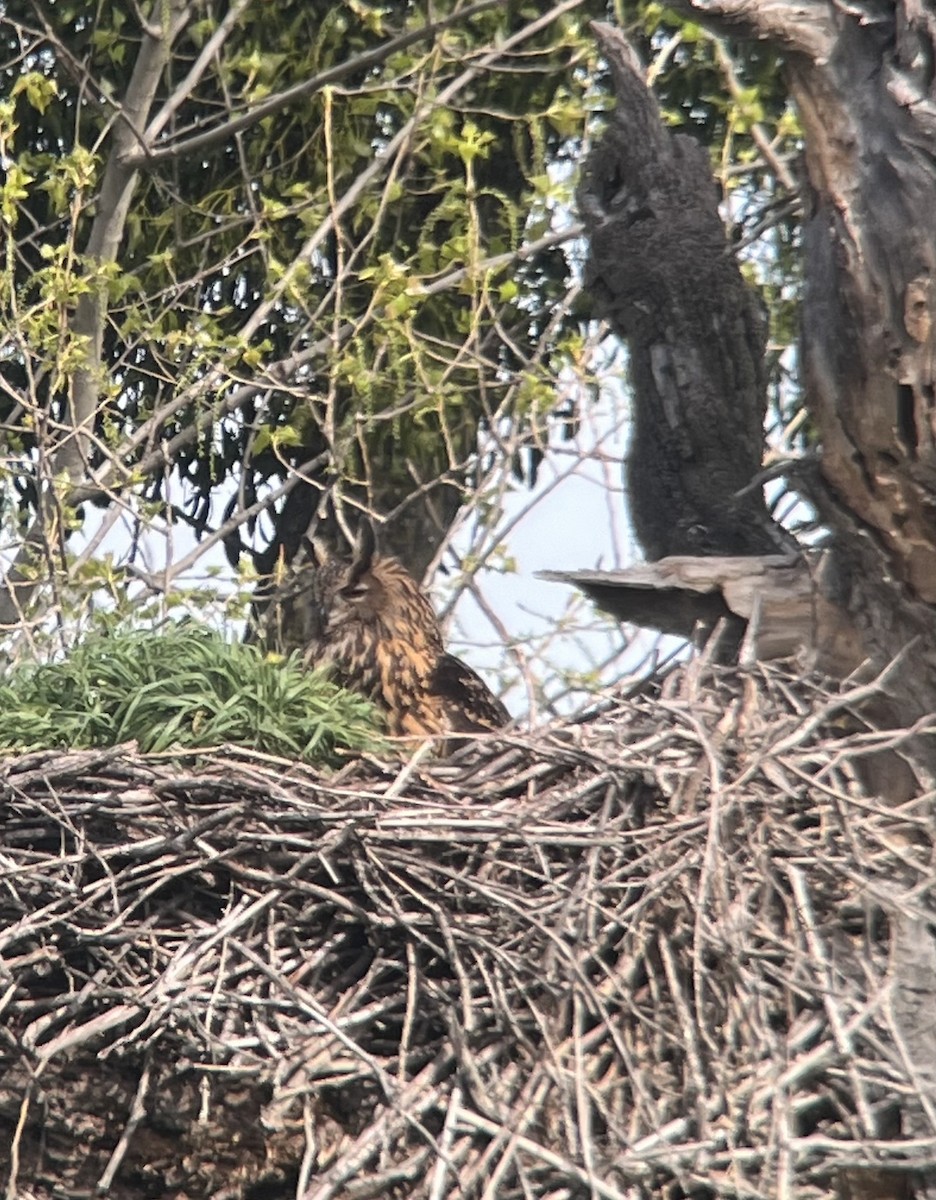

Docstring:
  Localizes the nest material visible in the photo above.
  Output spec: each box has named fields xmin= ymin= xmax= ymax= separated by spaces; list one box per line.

xmin=1 ymin=659 xmax=934 ymax=1199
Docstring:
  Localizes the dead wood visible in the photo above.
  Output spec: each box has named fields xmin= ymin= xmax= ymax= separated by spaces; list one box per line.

xmin=2 ymin=662 xmax=936 ymax=1198
xmin=539 ymin=552 xmax=864 ymax=677
xmin=577 ymin=10 xmax=936 ymax=785
xmin=577 ymin=24 xmax=791 ymax=562
xmin=660 ymin=0 xmax=936 ymax=601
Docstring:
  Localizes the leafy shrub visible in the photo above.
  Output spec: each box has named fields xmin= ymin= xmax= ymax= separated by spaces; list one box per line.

xmin=0 ymin=623 xmax=383 ymax=762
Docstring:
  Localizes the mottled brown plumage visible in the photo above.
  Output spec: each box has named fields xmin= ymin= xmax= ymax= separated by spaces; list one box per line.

xmin=252 ymin=523 xmax=509 ymax=741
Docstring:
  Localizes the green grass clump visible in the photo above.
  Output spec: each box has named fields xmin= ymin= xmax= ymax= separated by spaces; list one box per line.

xmin=0 ymin=623 xmax=383 ymax=763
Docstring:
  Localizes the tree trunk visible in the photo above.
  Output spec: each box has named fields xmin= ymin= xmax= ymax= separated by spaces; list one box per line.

xmin=577 ymin=26 xmax=791 ymax=561
xmin=679 ymin=0 xmax=936 ymax=699
xmin=579 ymin=7 xmax=936 ymax=1195
xmin=581 ymin=6 xmax=936 ymax=734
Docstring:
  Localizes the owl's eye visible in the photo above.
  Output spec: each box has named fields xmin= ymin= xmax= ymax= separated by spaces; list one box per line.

xmin=340 ymin=583 xmax=368 ymax=600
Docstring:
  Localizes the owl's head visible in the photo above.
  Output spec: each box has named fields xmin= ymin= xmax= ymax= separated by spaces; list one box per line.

xmin=255 ymin=518 xmax=443 ymax=670
xmin=309 ymin=520 xmax=385 ymax=630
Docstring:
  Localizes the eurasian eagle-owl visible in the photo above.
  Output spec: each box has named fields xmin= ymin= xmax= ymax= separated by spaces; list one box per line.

xmin=252 ymin=522 xmax=509 ymax=740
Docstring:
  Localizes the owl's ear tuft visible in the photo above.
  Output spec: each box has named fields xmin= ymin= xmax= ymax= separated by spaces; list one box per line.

xmin=347 ymin=519 xmax=377 ymax=587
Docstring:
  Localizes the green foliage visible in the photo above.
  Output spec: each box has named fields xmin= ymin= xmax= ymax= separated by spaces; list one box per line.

xmin=0 ymin=0 xmax=609 ymax=569
xmin=0 ymin=0 xmax=806 ymax=631
xmin=0 ymin=623 xmax=384 ymax=762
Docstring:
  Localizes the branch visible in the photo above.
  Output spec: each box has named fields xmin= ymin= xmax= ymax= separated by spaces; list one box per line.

xmin=667 ymin=0 xmax=835 ymax=61
xmin=129 ymin=0 xmax=503 ymax=168
xmin=0 ymin=0 xmax=587 ymax=631
xmin=535 ymin=552 xmax=868 ymax=676
xmin=235 ymin=0 xmax=587 ymax=347
xmin=142 ymin=0 xmax=254 ymax=145
xmin=712 ymin=39 xmax=798 ymax=194
xmin=0 ymin=197 xmax=582 ymax=635
xmin=124 ymin=451 xmax=328 ymax=594
xmin=0 ymin=1 xmax=190 ymax=631
xmin=66 ymin=0 xmax=190 ymax=483
xmin=642 ymin=0 xmax=936 ymax=764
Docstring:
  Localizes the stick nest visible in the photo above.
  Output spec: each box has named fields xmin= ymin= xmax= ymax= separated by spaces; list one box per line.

xmin=1 ymin=658 xmax=933 ymax=1200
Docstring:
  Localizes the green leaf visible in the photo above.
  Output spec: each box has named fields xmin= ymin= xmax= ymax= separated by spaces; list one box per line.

xmin=0 ymin=623 xmax=384 ymax=762
xmin=11 ymin=72 xmax=59 ymax=114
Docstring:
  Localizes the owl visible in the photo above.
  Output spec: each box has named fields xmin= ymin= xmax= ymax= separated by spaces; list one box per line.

xmin=250 ymin=522 xmax=509 ymax=742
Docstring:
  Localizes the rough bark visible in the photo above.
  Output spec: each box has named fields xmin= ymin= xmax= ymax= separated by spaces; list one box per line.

xmin=665 ymin=3 xmax=936 ymax=679
xmin=578 ymin=24 xmax=792 ymax=560
xmin=580 ymin=6 xmax=936 ymax=1196
xmin=580 ymin=8 xmax=936 ymax=736
xmin=779 ymin=5 xmax=936 ymax=566
xmin=780 ymin=1 xmax=936 ymax=743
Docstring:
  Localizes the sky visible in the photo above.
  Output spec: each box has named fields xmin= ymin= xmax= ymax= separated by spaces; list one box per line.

xmin=58 ymin=364 xmax=658 ymax=723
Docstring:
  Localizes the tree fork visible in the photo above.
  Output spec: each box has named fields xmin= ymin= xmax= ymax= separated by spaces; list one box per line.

xmin=580 ymin=12 xmax=936 ymax=723
xmin=657 ymin=1 xmax=936 ymax=677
